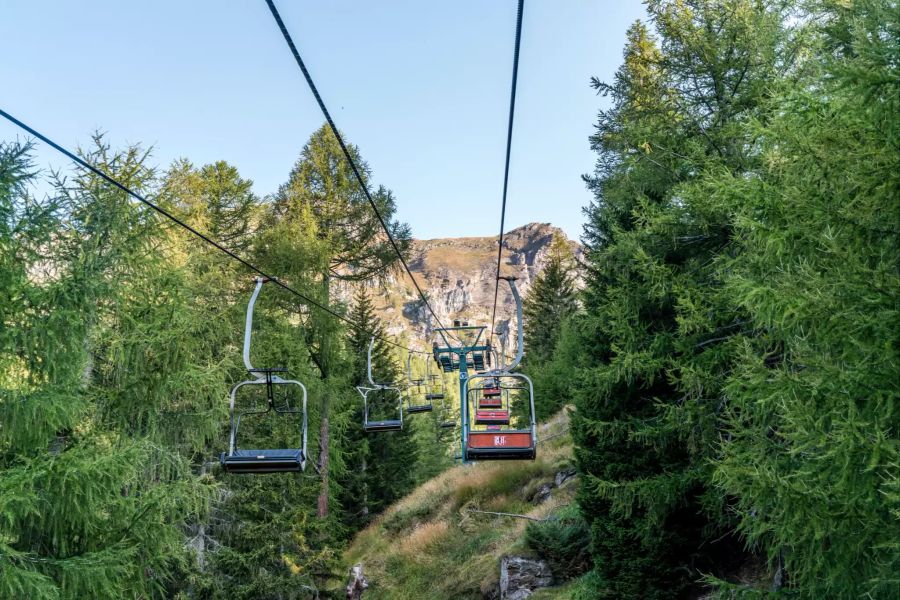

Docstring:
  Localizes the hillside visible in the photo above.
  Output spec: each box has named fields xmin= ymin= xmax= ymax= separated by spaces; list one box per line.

xmin=335 ymin=223 xmax=582 ymax=352
xmin=342 ymin=410 xmax=588 ymax=600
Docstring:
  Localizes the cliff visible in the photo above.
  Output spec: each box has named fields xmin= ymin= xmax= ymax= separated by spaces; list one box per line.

xmin=336 ymin=222 xmax=581 ymax=354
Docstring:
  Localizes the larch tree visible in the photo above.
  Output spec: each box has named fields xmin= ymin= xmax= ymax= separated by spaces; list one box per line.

xmin=0 ymin=139 xmax=215 ymax=599
xmin=272 ymin=124 xmax=410 ymax=519
xmin=708 ymin=0 xmax=900 ymax=595
xmin=566 ymin=1 xmax=793 ymax=596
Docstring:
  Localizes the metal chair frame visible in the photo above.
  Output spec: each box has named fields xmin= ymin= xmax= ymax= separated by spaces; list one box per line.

xmin=222 ymin=278 xmax=308 ymax=473
xmin=358 ymin=337 xmax=404 ymax=432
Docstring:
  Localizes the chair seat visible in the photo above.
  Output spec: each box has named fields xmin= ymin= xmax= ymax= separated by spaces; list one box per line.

xmin=478 ymin=398 xmax=503 ymax=408
xmin=425 ymin=393 xmax=445 ymax=400
xmin=407 ymin=404 xmax=433 ymax=414
xmin=365 ymin=419 xmax=403 ymax=432
xmin=439 ymin=420 xmax=456 ymax=429
xmin=221 ymin=449 xmax=304 ymax=473
xmin=465 ymin=446 xmax=536 ymax=461
xmin=475 ymin=410 xmax=510 ymax=425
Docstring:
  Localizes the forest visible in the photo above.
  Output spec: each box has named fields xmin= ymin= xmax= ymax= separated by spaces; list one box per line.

xmin=1 ymin=0 xmax=897 ymax=599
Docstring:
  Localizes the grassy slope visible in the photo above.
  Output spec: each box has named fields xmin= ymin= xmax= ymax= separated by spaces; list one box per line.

xmin=344 ymin=411 xmax=580 ymax=600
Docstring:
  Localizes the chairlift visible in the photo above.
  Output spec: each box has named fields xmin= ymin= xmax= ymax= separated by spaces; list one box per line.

xmin=418 ymin=357 xmax=454 ymax=429
xmin=358 ymin=337 xmax=404 ymax=432
xmin=221 ymin=278 xmax=308 ymax=474
xmin=424 ymin=357 xmax=445 ymax=402
xmin=405 ymin=354 xmax=433 ymax=414
xmin=463 ymin=277 xmax=537 ymax=461
xmin=469 ymin=378 xmax=511 ymax=426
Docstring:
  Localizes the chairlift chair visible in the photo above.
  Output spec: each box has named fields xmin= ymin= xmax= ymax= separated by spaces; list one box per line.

xmin=424 ymin=357 xmax=445 ymax=402
xmin=405 ymin=354 xmax=433 ymax=414
xmin=470 ymin=379 xmax=511 ymax=426
xmin=464 ymin=374 xmax=535 ymax=460
xmin=221 ymin=278 xmax=308 ymax=474
xmin=358 ymin=337 xmax=403 ymax=432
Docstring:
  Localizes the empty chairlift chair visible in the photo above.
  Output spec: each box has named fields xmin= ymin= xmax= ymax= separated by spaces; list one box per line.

xmin=358 ymin=337 xmax=404 ymax=432
xmin=479 ymin=376 xmax=503 ymax=409
xmin=424 ymin=359 xmax=445 ymax=403
xmin=424 ymin=360 xmax=455 ymax=429
xmin=405 ymin=354 xmax=433 ymax=414
xmin=464 ymin=373 xmax=535 ymax=460
xmin=221 ymin=278 xmax=308 ymax=474
xmin=470 ymin=378 xmax=511 ymax=425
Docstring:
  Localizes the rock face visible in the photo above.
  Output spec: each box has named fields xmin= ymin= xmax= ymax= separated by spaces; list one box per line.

xmin=500 ymin=556 xmax=554 ymax=600
xmin=335 ymin=223 xmax=582 ymax=353
xmin=346 ymin=563 xmax=368 ymax=599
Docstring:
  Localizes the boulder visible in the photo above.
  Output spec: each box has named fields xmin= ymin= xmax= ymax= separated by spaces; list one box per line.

xmin=346 ymin=563 xmax=368 ymax=599
xmin=532 ymin=483 xmax=553 ymax=504
xmin=555 ymin=468 xmax=577 ymax=487
xmin=500 ymin=556 xmax=553 ymax=600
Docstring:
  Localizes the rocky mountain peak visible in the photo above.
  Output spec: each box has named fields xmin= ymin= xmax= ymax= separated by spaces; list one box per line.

xmin=336 ymin=223 xmax=581 ymax=354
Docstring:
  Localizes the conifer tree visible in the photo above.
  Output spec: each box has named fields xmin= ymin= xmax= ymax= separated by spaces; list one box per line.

xmin=338 ymin=286 xmax=417 ymax=530
xmin=273 ymin=124 xmax=409 ymax=518
xmin=523 ymin=234 xmax=577 ymax=365
xmin=522 ymin=234 xmax=578 ymax=420
xmin=707 ymin=1 xmax=900 ymax=595
xmin=0 ymin=139 xmax=214 ymax=599
xmin=566 ymin=2 xmax=793 ymax=596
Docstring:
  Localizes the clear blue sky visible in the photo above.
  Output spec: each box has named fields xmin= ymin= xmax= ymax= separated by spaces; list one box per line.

xmin=1 ymin=1 xmax=646 ymax=240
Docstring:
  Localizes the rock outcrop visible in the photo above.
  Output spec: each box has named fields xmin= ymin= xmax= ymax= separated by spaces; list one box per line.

xmin=500 ymin=556 xmax=554 ymax=599
xmin=335 ymin=223 xmax=581 ymax=352
xmin=346 ymin=563 xmax=368 ymax=599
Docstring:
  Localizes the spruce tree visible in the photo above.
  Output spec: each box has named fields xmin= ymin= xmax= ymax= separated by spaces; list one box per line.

xmin=337 ymin=286 xmax=417 ymax=530
xmin=522 ymin=234 xmax=578 ymax=420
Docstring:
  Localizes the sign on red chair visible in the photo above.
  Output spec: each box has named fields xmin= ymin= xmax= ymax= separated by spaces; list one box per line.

xmin=467 ymin=431 xmax=533 ymax=449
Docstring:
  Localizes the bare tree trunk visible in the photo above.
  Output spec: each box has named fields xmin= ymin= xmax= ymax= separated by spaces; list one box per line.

xmin=317 ymin=407 xmax=330 ymax=518
xmin=316 ymin=273 xmax=333 ymax=519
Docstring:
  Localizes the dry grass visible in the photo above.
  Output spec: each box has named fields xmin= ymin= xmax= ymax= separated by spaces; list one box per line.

xmin=422 ymin=246 xmax=494 ymax=272
xmin=344 ymin=408 xmax=577 ymax=599
xmin=399 ymin=521 xmax=450 ymax=556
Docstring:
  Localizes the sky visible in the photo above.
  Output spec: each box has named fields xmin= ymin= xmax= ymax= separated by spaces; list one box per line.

xmin=1 ymin=1 xmax=647 ymax=241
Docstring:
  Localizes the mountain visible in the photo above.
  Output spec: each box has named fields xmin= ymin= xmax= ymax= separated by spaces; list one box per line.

xmin=336 ymin=223 xmax=581 ymax=355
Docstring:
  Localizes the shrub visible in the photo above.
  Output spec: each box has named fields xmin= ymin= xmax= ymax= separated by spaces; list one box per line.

xmin=524 ymin=505 xmax=592 ymax=581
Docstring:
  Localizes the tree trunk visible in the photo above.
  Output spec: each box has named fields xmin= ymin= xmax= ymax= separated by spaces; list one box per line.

xmin=316 ymin=272 xmax=332 ymax=519
xmin=317 ymin=408 xmax=330 ymax=518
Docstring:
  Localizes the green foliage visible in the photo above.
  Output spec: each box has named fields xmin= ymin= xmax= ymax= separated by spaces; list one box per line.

xmin=0 ymin=138 xmax=215 ymax=599
xmin=707 ymin=1 xmax=900 ymax=596
xmin=523 ymin=234 xmax=579 ymax=420
xmin=337 ymin=286 xmax=419 ymax=531
xmin=550 ymin=0 xmax=900 ymax=598
xmin=566 ymin=1 xmax=793 ymax=595
xmin=0 ymin=122 xmax=429 ymax=598
xmin=524 ymin=505 xmax=592 ymax=581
